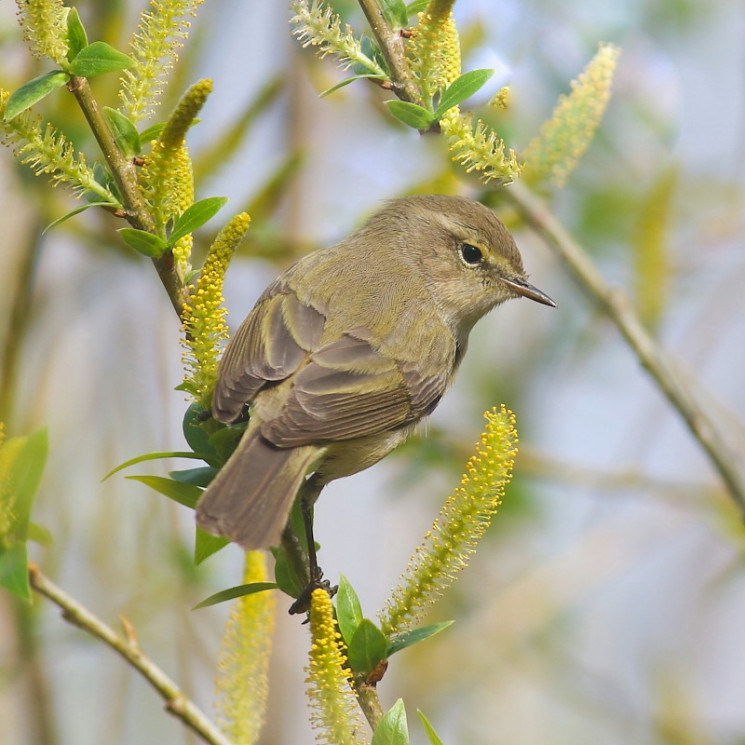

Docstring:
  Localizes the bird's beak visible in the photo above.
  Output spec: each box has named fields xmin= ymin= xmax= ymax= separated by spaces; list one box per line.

xmin=502 ymin=276 xmax=556 ymax=307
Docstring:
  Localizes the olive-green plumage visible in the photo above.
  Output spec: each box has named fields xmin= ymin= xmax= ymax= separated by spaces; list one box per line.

xmin=196 ymin=195 xmax=554 ymax=549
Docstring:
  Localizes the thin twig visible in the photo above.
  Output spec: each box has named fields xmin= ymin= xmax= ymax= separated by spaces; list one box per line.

xmin=66 ymin=75 xmax=187 ymax=318
xmin=356 ymin=0 xmax=422 ymax=105
xmin=355 ymin=681 xmax=385 ymax=731
xmin=505 ymin=181 xmax=745 ymax=517
xmin=28 ymin=564 xmax=233 ymax=745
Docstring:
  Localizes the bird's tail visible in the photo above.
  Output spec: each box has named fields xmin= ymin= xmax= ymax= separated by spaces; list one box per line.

xmin=196 ymin=428 xmax=318 ymax=550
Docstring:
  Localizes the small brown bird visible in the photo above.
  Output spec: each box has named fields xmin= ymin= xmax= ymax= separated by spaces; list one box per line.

xmin=196 ymin=195 xmax=554 ymax=551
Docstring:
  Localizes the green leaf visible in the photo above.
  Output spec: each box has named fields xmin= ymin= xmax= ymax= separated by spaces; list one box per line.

xmin=417 ymin=710 xmax=444 ymax=745
xmin=170 ymin=466 xmax=216 ymax=488
xmin=320 ymin=73 xmax=388 ymax=97
xmin=168 ymin=196 xmax=228 ymax=246
xmin=103 ymin=450 xmax=204 ymax=481
xmin=0 ymin=544 xmax=30 ymax=601
xmin=195 ymin=526 xmax=230 ymax=564
xmin=193 ymin=581 xmax=277 ymax=609
xmin=386 ymin=100 xmax=435 ymax=130
xmin=27 ymin=522 xmax=53 ymax=547
xmin=434 ymin=69 xmax=495 ymax=119
xmin=3 ymin=70 xmax=70 ymax=121
xmin=126 ymin=474 xmax=202 ymax=509
xmin=207 ymin=424 xmax=246 ymax=466
xmin=387 ymin=620 xmax=454 ymax=656
xmin=119 ymin=227 xmax=167 ymax=257
xmin=373 ymin=699 xmax=409 ymax=745
xmin=336 ymin=574 xmax=363 ymax=645
xmin=271 ymin=544 xmax=305 ymax=599
xmin=347 ymin=619 xmax=388 ymax=674
xmin=43 ymin=201 xmax=119 ymax=235
xmin=139 ymin=122 xmax=166 ymax=143
xmin=103 ymin=107 xmax=140 ymax=157
xmin=406 ymin=0 xmax=430 ymax=14
xmin=66 ymin=7 xmax=89 ymax=61
xmin=380 ymin=0 xmax=409 ymax=28
xmin=68 ymin=41 xmax=134 ymax=78
xmin=0 ymin=428 xmax=48 ymax=601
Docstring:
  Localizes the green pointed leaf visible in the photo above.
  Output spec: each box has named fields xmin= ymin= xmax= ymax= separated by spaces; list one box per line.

xmin=387 ymin=620 xmax=454 ymax=656
xmin=320 ymin=73 xmax=388 ymax=97
xmin=373 ymin=699 xmax=409 ymax=745
xmin=183 ymin=403 xmax=211 ymax=453
xmin=119 ymin=227 xmax=167 ymax=257
xmin=0 ymin=428 xmax=48 ymax=601
xmin=0 ymin=544 xmax=30 ymax=601
xmin=169 ymin=466 xmax=216 ymax=488
xmin=380 ymin=0 xmax=409 ymax=27
xmin=27 ymin=522 xmax=53 ymax=547
xmin=386 ymin=100 xmax=435 ymax=130
xmin=103 ymin=107 xmax=140 ymax=157
xmin=126 ymin=474 xmax=202 ymax=509
xmin=139 ymin=121 xmax=167 ymax=143
xmin=66 ymin=7 xmax=89 ymax=61
xmin=347 ymin=619 xmax=388 ymax=673
xmin=193 ymin=581 xmax=277 ymax=609
xmin=434 ymin=69 xmax=495 ymax=119
xmin=43 ymin=201 xmax=119 ymax=235
xmin=103 ymin=450 xmax=204 ymax=481
xmin=271 ymin=543 xmax=305 ymax=599
xmin=195 ymin=526 xmax=230 ymax=564
xmin=406 ymin=0 xmax=430 ymax=14
xmin=336 ymin=574 xmax=363 ymax=644
xmin=169 ymin=196 xmax=228 ymax=246
xmin=207 ymin=424 xmax=246 ymax=466
xmin=68 ymin=41 xmax=134 ymax=78
xmin=417 ymin=710 xmax=444 ymax=745
xmin=3 ymin=70 xmax=70 ymax=121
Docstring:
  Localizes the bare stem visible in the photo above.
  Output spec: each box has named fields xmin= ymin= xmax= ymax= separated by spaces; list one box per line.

xmin=357 ymin=0 xmax=422 ymax=104
xmin=28 ymin=564 xmax=233 ymax=745
xmin=66 ymin=76 xmax=187 ymax=317
xmin=505 ymin=181 xmax=745 ymax=517
xmin=355 ymin=682 xmax=384 ymax=731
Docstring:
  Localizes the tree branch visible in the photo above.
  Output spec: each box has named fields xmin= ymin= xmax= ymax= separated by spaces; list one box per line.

xmin=357 ymin=0 xmax=422 ymax=105
xmin=505 ymin=181 xmax=745 ymax=517
xmin=28 ymin=564 xmax=233 ymax=745
xmin=66 ymin=75 xmax=187 ymax=318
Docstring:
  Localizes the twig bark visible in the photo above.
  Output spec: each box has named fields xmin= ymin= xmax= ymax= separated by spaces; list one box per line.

xmin=28 ymin=564 xmax=233 ymax=745
xmin=505 ymin=181 xmax=745 ymax=516
xmin=66 ymin=75 xmax=187 ymax=317
xmin=357 ymin=0 xmax=422 ymax=105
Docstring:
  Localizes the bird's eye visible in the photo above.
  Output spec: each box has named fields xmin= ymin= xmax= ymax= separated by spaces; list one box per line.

xmin=460 ymin=243 xmax=484 ymax=265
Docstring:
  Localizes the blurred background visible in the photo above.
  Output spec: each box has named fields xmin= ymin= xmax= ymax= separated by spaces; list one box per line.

xmin=1 ymin=1 xmax=745 ymax=743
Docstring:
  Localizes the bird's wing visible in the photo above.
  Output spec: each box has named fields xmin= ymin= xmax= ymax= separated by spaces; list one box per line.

xmin=259 ymin=329 xmax=451 ymax=446
xmin=212 ymin=286 xmax=325 ymax=422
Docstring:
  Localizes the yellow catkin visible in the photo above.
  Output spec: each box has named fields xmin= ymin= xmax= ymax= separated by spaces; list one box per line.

xmin=214 ymin=551 xmax=276 ymax=745
xmin=440 ymin=107 xmax=522 ymax=184
xmin=14 ymin=0 xmax=68 ymax=64
xmin=120 ymin=0 xmax=205 ymax=123
xmin=181 ymin=213 xmax=250 ymax=405
xmin=306 ymin=589 xmax=366 ymax=745
xmin=406 ymin=4 xmax=461 ymax=104
xmin=522 ymin=42 xmax=620 ymax=187
xmin=380 ymin=406 xmax=518 ymax=637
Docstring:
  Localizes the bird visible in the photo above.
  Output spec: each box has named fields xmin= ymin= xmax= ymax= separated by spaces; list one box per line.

xmin=196 ymin=195 xmax=555 ymax=553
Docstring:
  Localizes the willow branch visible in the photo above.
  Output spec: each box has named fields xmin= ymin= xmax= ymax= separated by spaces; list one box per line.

xmin=66 ymin=76 xmax=187 ymax=317
xmin=356 ymin=0 xmax=422 ymax=104
xmin=28 ymin=564 xmax=232 ymax=745
xmin=355 ymin=681 xmax=385 ymax=731
xmin=505 ymin=181 xmax=745 ymax=517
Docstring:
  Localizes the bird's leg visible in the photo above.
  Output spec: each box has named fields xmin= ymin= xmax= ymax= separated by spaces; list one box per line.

xmin=288 ymin=475 xmax=337 ymax=616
